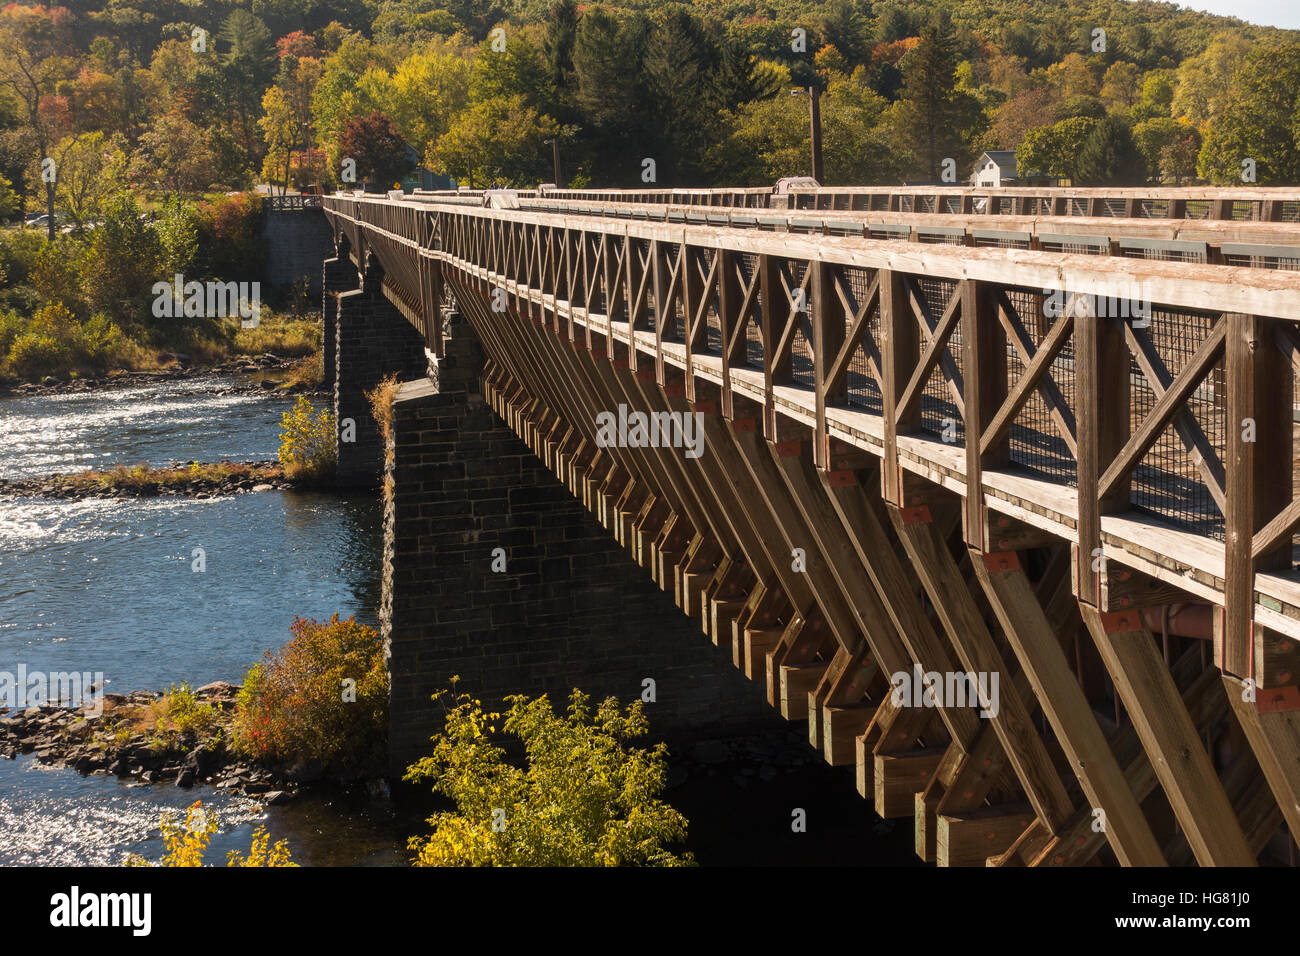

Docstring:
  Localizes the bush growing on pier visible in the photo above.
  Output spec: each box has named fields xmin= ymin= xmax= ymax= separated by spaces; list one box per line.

xmin=278 ymin=395 xmax=336 ymax=483
xmin=127 ymin=801 xmax=296 ymax=867
xmin=405 ymin=687 xmax=694 ymax=867
xmin=232 ymin=614 xmax=387 ymax=775
xmin=367 ymin=373 xmax=400 ymax=468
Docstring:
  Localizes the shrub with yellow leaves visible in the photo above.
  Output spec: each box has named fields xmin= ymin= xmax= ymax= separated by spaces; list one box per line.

xmin=405 ymin=686 xmax=694 ymax=867
xmin=127 ymin=801 xmax=296 ymax=867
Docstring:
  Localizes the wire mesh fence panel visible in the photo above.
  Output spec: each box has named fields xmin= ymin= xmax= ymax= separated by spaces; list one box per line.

xmin=1120 ymin=246 xmax=1208 ymax=264
xmin=1041 ymin=239 xmax=1106 ymax=256
xmin=920 ymin=232 xmax=966 ymax=246
xmin=740 ymin=253 xmax=764 ymax=368
xmin=974 ymin=235 xmax=1032 ymax=250
xmin=1223 ymin=252 xmax=1300 ymax=271
xmin=1002 ymin=287 xmax=1078 ymax=486
xmin=1129 ymin=308 xmax=1226 ymax=539
xmin=917 ymin=277 xmax=963 ymax=441
xmin=790 ymin=315 xmax=815 ymax=388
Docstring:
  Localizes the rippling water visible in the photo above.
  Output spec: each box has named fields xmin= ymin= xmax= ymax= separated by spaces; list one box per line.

xmin=0 ymin=376 xmax=397 ymax=866
xmin=0 ymin=375 xmax=290 ymax=480
xmin=0 ymin=491 xmax=381 ymax=695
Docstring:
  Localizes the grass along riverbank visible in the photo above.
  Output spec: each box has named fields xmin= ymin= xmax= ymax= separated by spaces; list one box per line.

xmin=0 ymin=460 xmax=295 ymax=499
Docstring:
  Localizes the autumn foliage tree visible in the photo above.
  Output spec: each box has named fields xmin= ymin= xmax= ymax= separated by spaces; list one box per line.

xmin=339 ymin=110 xmax=410 ymax=190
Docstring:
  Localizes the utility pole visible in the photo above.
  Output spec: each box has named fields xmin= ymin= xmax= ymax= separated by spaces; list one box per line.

xmin=791 ymin=87 xmax=824 ymax=183
xmin=546 ymin=138 xmax=562 ymax=189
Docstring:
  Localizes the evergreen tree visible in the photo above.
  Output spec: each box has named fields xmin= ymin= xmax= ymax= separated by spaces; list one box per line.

xmin=1074 ymin=114 xmax=1148 ymax=185
xmin=893 ymin=12 xmax=985 ymax=182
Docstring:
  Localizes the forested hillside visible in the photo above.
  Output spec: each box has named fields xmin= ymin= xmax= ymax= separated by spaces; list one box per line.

xmin=1 ymin=0 xmax=1298 ymax=205
xmin=1 ymin=0 xmax=1298 ymax=380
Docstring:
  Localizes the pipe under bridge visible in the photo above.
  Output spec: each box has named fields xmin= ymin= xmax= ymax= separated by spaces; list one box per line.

xmin=322 ymin=184 xmax=1300 ymax=867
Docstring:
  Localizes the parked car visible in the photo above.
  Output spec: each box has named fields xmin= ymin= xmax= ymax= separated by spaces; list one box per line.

xmin=24 ymin=212 xmax=70 ymax=229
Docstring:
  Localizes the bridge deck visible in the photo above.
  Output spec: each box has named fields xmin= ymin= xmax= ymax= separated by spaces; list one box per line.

xmin=324 ymin=187 xmax=1300 ymax=867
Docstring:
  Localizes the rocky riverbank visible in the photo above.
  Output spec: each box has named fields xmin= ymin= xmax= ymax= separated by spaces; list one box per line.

xmin=0 ymin=682 xmax=309 ymax=805
xmin=0 ymin=460 xmax=307 ymax=500
xmin=0 ymin=353 xmax=318 ymax=398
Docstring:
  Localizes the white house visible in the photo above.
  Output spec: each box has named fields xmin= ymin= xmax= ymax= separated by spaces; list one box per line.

xmin=970 ymin=150 xmax=1017 ymax=187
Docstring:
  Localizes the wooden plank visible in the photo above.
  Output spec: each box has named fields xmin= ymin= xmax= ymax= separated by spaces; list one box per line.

xmin=962 ymin=278 xmax=1007 ymax=547
xmin=937 ymin=806 xmax=1036 ymax=867
xmin=875 ymin=749 xmax=946 ymax=819
xmin=880 ymin=267 xmax=919 ymax=506
xmin=1224 ymin=313 xmax=1293 ymax=678
xmin=780 ymin=662 xmax=826 ymax=721
xmin=1075 ymin=310 xmax=1130 ymax=606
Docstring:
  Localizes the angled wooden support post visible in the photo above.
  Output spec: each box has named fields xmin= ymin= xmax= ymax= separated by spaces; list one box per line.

xmin=890 ymin=508 xmax=1076 ymax=836
xmin=1223 ymin=674 xmax=1300 ymax=839
xmin=974 ymin=554 xmax=1167 ymax=866
xmin=1079 ymin=606 xmax=1256 ymax=865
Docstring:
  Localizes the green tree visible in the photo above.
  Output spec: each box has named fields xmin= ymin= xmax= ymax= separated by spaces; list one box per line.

xmin=0 ymin=5 xmax=78 ymax=239
xmin=1074 ymin=114 xmax=1148 ymax=186
xmin=80 ymin=191 xmax=163 ymax=327
xmin=219 ymin=10 xmax=276 ymax=168
xmin=132 ymin=113 xmax=219 ymax=194
xmin=890 ymin=13 xmax=986 ymax=181
xmin=1100 ymin=62 xmax=1142 ymax=109
xmin=428 ymin=95 xmax=561 ymax=188
xmin=52 ymin=131 xmax=128 ymax=227
xmin=571 ymin=6 xmax=651 ymax=180
xmin=405 ymin=688 xmax=694 ymax=867
xmin=1196 ymin=42 xmax=1300 ymax=185
xmin=715 ymin=73 xmax=900 ymax=186
xmin=1172 ymin=32 xmax=1251 ymax=130
xmin=1016 ymin=117 xmax=1099 ymax=182
xmin=1134 ymin=117 xmax=1200 ymax=183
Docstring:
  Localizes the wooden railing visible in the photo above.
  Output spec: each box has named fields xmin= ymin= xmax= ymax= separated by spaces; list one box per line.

xmin=537 ymin=185 xmax=1300 ymax=221
xmin=324 ymin=193 xmax=1300 ymax=675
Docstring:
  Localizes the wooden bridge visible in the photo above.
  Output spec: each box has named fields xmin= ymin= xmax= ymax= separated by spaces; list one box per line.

xmin=323 ymin=185 xmax=1300 ymax=867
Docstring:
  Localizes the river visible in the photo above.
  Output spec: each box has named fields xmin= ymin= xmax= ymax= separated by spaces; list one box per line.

xmin=0 ymin=375 xmax=405 ymax=865
xmin=0 ymin=373 xmax=917 ymax=867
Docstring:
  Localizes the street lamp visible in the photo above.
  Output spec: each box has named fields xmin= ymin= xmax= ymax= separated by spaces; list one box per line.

xmin=790 ymin=87 xmax=823 ymax=184
xmin=545 ymin=138 xmax=562 ymax=189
